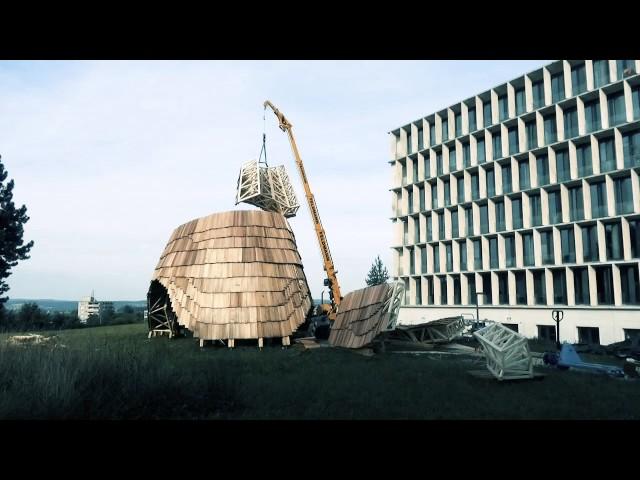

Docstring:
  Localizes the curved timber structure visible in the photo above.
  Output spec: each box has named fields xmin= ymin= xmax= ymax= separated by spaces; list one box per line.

xmin=149 ymin=210 xmax=312 ymax=346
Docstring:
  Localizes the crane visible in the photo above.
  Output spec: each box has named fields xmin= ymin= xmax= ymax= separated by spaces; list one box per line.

xmin=263 ymin=100 xmax=342 ymax=322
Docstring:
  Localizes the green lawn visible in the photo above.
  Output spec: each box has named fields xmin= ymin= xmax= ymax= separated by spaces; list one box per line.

xmin=1 ymin=323 xmax=639 ymax=419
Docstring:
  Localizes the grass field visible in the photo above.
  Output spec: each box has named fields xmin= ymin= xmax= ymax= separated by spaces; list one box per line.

xmin=1 ymin=323 xmax=639 ymax=419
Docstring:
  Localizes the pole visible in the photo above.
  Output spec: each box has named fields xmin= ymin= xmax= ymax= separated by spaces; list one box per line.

xmin=476 ymin=291 xmax=484 ymax=322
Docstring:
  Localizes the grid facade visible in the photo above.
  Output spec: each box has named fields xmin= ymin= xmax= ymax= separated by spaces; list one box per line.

xmin=389 ymin=60 xmax=640 ymax=345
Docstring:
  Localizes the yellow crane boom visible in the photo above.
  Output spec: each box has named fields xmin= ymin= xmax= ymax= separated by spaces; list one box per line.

xmin=263 ymin=100 xmax=342 ymax=319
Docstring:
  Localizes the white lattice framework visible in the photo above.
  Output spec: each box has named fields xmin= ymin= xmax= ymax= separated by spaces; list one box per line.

xmin=236 ymin=159 xmax=299 ymax=218
xmin=383 ymin=281 xmax=405 ymax=331
xmin=473 ymin=322 xmax=533 ymax=381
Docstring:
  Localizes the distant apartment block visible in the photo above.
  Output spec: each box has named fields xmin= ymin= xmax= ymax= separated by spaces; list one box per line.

xmin=78 ymin=293 xmax=114 ymax=323
xmin=389 ymin=59 xmax=640 ymax=345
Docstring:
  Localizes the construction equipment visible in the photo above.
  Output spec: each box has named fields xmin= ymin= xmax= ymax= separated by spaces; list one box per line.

xmin=544 ymin=344 xmax=625 ymax=377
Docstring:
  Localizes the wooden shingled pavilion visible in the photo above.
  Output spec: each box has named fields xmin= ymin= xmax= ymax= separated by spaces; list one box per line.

xmin=148 ymin=210 xmax=313 ymax=347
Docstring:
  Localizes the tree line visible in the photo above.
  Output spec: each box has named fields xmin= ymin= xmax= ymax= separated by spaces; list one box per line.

xmin=0 ymin=303 xmax=145 ymax=333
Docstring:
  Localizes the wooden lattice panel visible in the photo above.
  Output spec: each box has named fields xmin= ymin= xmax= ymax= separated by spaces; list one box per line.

xmin=329 ymin=282 xmax=404 ymax=349
xmin=150 ymin=210 xmax=312 ymax=341
xmin=473 ymin=322 xmax=534 ymax=381
xmin=235 ymin=160 xmax=299 ymax=218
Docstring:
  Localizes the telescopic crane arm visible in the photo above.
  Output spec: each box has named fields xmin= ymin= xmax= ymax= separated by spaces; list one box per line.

xmin=263 ymin=100 xmax=342 ymax=318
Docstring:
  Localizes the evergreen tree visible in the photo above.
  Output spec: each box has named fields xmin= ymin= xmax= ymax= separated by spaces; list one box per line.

xmin=0 ymin=156 xmax=34 ymax=311
xmin=365 ymin=255 xmax=389 ymax=286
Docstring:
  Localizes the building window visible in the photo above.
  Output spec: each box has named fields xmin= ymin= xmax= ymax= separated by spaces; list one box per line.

xmin=459 ymin=240 xmax=467 ymax=270
xmin=465 ymin=207 xmax=473 ymax=236
xmin=431 ymin=183 xmax=438 ymax=209
xmin=467 ymin=273 xmax=476 ymax=304
xmin=537 ymin=154 xmax=549 ymax=186
xmin=538 ymin=325 xmax=556 ymax=343
xmin=407 ymin=132 xmax=412 ymax=154
xmin=483 ymin=100 xmax=492 ymax=127
xmin=617 ymin=60 xmax=636 ymax=78
xmin=620 ymin=264 xmax=640 ymax=305
xmin=492 ymin=132 xmax=502 ymax=160
xmin=417 ymin=128 xmax=424 ymax=151
xmin=555 ymin=149 xmax=570 ymax=182
xmin=498 ymin=271 xmax=509 ymax=304
xmin=622 ymin=130 xmax=640 ymax=168
xmin=457 ymin=176 xmax=465 ymax=204
xmin=446 ymin=243 xmax=453 ymax=272
xmin=522 ymin=232 xmax=534 ymax=266
xmin=573 ymin=267 xmax=590 ymax=305
xmin=455 ymin=113 xmax=462 ymax=138
xmin=462 ymin=142 xmax=471 ymax=168
xmin=473 ymin=239 xmax=482 ymax=270
xmin=429 ymin=123 xmax=436 ymax=146
xmin=512 ymin=197 xmax=523 ymax=229
xmin=477 ymin=138 xmax=486 ymax=164
xmin=471 ymin=172 xmax=480 ymax=200
xmin=503 ymin=323 xmax=519 ymax=332
xmin=449 ymin=149 xmax=457 ymax=172
xmin=499 ymin=94 xmax=508 ymax=121
xmin=625 ymin=329 xmax=640 ymax=341
xmin=581 ymin=224 xmax=599 ymax=262
xmin=415 ymin=277 xmax=422 ymax=305
xmin=515 ymin=271 xmax=527 ymax=305
xmin=433 ymin=244 xmax=440 ymax=273
xmin=481 ymin=272 xmax=493 ymax=305
xmin=402 ymin=163 xmax=407 ymax=185
xmin=403 ymin=220 xmax=409 ymax=245
xmin=560 ymin=227 xmax=576 ymax=263
xmin=451 ymin=210 xmax=459 ymax=238
xmin=590 ymin=180 xmax=608 ymax=218
xmin=630 ymin=219 xmax=640 ymax=258
xmin=571 ymin=63 xmax=587 ymax=95
xmin=420 ymin=246 xmax=427 ymax=273
xmin=495 ymin=200 xmax=505 ymax=231
xmin=504 ymin=234 xmax=515 ymax=267
xmin=486 ymin=169 xmax=496 ymax=197
xmin=408 ymin=190 xmax=413 ymax=214
xmin=438 ymin=213 xmax=445 ymax=240
xmin=576 ymin=143 xmax=593 ymax=177
xmin=614 ymin=176 xmax=633 ymax=215
xmin=532 ymin=80 xmax=544 ymax=109
xmin=530 ymin=193 xmax=542 ymax=227
xmin=409 ymin=247 xmax=415 ymax=275
xmin=548 ymin=190 xmax=563 ymax=224
xmin=595 ymin=266 xmax=614 ymax=305
xmin=419 ymin=186 xmax=425 ymax=211
xmin=584 ymin=99 xmax=601 ymax=133
xmin=541 ymin=230 xmax=555 ymax=264
xmin=563 ymin=107 xmax=578 ymax=139
xmin=533 ymin=270 xmax=547 ymax=305
xmin=515 ymin=88 xmax=525 ymax=115
xmin=442 ymin=119 xmax=449 ymax=142
xmin=502 ymin=164 xmax=512 ymax=194
xmin=608 ymin=91 xmax=626 ymax=127
xmin=453 ymin=275 xmax=461 ymax=304
xmin=413 ymin=160 xmax=419 ymax=183
xmin=424 ymin=155 xmax=431 ymax=179
xmin=605 ymin=221 xmax=623 ymax=260
xmin=440 ymin=276 xmax=447 ymax=304
xmin=436 ymin=151 xmax=443 ymax=176
xmin=443 ymin=180 xmax=451 ymax=207
xmin=578 ymin=327 xmax=600 ymax=345
xmin=468 ymin=108 xmax=477 ymax=132
xmin=519 ymin=159 xmax=531 ymax=190
xmin=426 ymin=213 xmax=432 ymax=241
xmin=599 ymin=138 xmax=616 ymax=173
xmin=593 ymin=60 xmax=610 ymax=88
xmin=633 ymin=86 xmax=640 ymax=119
xmin=551 ymin=72 xmax=565 ymax=103
xmin=508 ymin=126 xmax=519 ymax=155
xmin=526 ymin=120 xmax=537 ymax=150
xmin=414 ymin=218 xmax=420 ymax=244
xmin=544 ymin=114 xmax=557 ymax=144
xmin=553 ymin=269 xmax=567 ymax=304
xmin=427 ymin=276 xmax=434 ymax=304
xmin=568 ymin=186 xmax=584 ymax=222
xmin=489 ymin=237 xmax=498 ymax=269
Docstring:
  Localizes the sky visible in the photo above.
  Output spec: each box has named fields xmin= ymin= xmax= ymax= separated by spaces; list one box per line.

xmin=0 ymin=60 xmax=549 ymax=301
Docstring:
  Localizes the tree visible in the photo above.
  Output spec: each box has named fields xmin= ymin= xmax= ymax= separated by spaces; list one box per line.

xmin=365 ymin=255 xmax=389 ymax=286
xmin=0 ymin=156 xmax=34 ymax=313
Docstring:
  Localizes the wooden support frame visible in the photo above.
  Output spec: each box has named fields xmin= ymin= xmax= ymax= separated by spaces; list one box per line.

xmin=473 ymin=322 xmax=534 ymax=381
xmin=235 ymin=160 xmax=299 ymax=217
xmin=147 ymin=283 xmax=180 ymax=339
xmin=388 ymin=316 xmax=467 ymax=344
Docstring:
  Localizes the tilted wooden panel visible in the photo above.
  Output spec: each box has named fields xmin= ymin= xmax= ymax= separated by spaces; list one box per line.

xmin=150 ymin=210 xmax=312 ymax=340
xmin=329 ymin=283 xmax=395 ymax=349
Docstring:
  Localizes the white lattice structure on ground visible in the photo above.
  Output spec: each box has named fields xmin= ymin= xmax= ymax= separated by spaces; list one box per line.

xmin=236 ymin=159 xmax=299 ymax=218
xmin=473 ymin=322 xmax=534 ymax=381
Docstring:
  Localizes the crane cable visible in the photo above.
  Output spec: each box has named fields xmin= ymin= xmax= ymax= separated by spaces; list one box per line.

xmin=258 ymin=105 xmax=268 ymax=167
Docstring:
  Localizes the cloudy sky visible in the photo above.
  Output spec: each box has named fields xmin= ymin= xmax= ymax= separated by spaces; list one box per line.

xmin=0 ymin=60 xmax=548 ymax=301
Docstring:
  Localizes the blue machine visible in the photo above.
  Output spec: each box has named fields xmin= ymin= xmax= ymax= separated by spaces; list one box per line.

xmin=549 ymin=344 xmax=625 ymax=377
